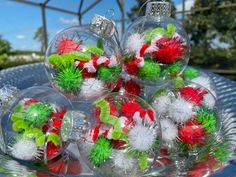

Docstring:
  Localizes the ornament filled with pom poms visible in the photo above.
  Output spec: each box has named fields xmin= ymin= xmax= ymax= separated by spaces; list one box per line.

xmin=45 ymin=13 xmax=121 ymax=101
xmin=60 ymin=92 xmax=161 ymax=177
xmin=0 ymin=85 xmax=72 ymax=163
xmin=121 ymin=0 xmax=190 ymax=84
xmin=150 ymin=79 xmax=231 ymax=176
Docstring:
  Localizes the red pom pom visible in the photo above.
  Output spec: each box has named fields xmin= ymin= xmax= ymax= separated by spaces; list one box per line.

xmin=120 ymin=100 xmax=143 ymax=119
xmin=124 ymin=80 xmax=142 ymax=96
xmin=52 ymin=110 xmax=66 ymax=119
xmin=124 ymin=59 xmax=139 ymax=75
xmin=57 ymin=38 xmax=79 ymax=54
xmin=179 ymin=87 xmax=208 ymax=105
xmin=46 ymin=142 xmax=61 ymax=160
xmin=152 ymin=37 xmax=185 ymax=64
xmin=179 ymin=120 xmax=205 ymax=145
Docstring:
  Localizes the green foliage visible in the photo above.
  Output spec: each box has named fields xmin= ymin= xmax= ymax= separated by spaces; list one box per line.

xmin=184 ymin=0 xmax=236 ymax=70
xmin=48 ymin=53 xmax=75 ymax=68
xmin=56 ymin=67 xmax=83 ymax=92
xmin=0 ymin=35 xmax=11 ymax=54
xmin=23 ymin=128 xmax=44 ymax=140
xmin=89 ymin=137 xmax=112 ymax=167
xmin=138 ymin=59 xmax=161 ymax=81
xmin=196 ymin=107 xmax=217 ymax=133
xmin=183 ymin=67 xmax=199 ymax=80
xmin=12 ymin=120 xmax=29 ymax=131
xmin=24 ymin=103 xmax=53 ymax=127
xmin=98 ymin=66 xmax=121 ymax=81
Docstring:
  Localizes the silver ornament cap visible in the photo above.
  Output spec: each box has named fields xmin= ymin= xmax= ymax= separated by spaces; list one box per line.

xmin=145 ymin=1 xmax=171 ymax=17
xmin=90 ymin=14 xmax=115 ymax=38
xmin=0 ymin=85 xmax=19 ymax=115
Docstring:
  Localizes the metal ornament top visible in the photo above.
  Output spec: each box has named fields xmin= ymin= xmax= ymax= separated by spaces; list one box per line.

xmin=145 ymin=1 xmax=171 ymax=17
xmin=0 ymin=85 xmax=19 ymax=114
xmin=90 ymin=14 xmax=115 ymax=38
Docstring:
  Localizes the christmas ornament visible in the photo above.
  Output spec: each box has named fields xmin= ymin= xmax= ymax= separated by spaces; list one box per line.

xmin=121 ymin=0 xmax=190 ymax=84
xmin=45 ymin=14 xmax=121 ymax=101
xmin=150 ymin=79 xmax=230 ymax=176
xmin=61 ymin=92 xmax=161 ymax=177
xmin=0 ymin=86 xmax=71 ymax=163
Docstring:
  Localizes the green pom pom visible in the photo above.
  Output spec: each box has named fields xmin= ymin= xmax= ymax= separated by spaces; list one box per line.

xmin=164 ymin=61 xmax=181 ymax=77
xmin=89 ymin=137 xmax=112 ymax=167
xmin=196 ymin=107 xmax=217 ymax=133
xmin=98 ymin=66 xmax=121 ymax=82
xmin=56 ymin=67 xmax=83 ymax=92
xmin=24 ymin=103 xmax=53 ymax=127
xmin=48 ymin=133 xmax=61 ymax=146
xmin=86 ymin=45 xmax=104 ymax=56
xmin=138 ymin=153 xmax=148 ymax=171
xmin=212 ymin=142 xmax=229 ymax=162
xmin=70 ymin=51 xmax=91 ymax=61
xmin=97 ymin=38 xmax=104 ymax=50
xmin=183 ymin=67 xmax=199 ymax=80
xmin=138 ymin=60 xmax=161 ymax=81
xmin=12 ymin=120 xmax=29 ymax=131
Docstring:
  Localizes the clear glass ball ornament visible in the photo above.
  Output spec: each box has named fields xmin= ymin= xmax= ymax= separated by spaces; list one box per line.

xmin=121 ymin=1 xmax=190 ymax=85
xmin=0 ymin=86 xmax=72 ymax=163
xmin=45 ymin=14 xmax=121 ymax=101
xmin=61 ymin=92 xmax=161 ymax=177
xmin=150 ymin=79 xmax=231 ymax=176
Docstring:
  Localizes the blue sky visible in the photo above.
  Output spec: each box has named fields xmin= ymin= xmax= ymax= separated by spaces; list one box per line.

xmin=0 ymin=0 xmax=194 ymax=51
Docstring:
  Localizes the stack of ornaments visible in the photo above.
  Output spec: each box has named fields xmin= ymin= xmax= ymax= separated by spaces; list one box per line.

xmin=0 ymin=1 xmax=234 ymax=177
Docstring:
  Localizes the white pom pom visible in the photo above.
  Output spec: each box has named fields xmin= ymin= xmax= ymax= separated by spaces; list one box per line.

xmin=80 ymin=78 xmax=105 ymax=99
xmin=152 ymin=96 xmax=171 ymax=115
xmin=168 ymin=97 xmax=194 ymax=123
xmin=202 ymin=93 xmax=216 ymax=109
xmin=10 ymin=140 xmax=38 ymax=160
xmin=160 ymin=119 xmax=178 ymax=142
xmin=113 ymin=150 xmax=135 ymax=171
xmin=125 ymin=33 xmax=145 ymax=54
xmin=128 ymin=125 xmax=156 ymax=151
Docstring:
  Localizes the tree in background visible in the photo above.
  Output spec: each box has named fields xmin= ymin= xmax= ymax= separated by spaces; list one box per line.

xmin=127 ymin=0 xmax=176 ymax=21
xmin=184 ymin=0 xmax=236 ymax=69
xmin=0 ymin=35 xmax=11 ymax=66
xmin=34 ymin=27 xmax=48 ymax=53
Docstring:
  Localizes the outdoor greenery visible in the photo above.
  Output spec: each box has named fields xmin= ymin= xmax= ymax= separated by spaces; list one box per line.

xmin=184 ymin=0 xmax=236 ymax=70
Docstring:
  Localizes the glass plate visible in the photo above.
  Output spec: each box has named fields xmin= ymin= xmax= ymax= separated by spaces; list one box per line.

xmin=0 ymin=63 xmax=236 ymax=177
